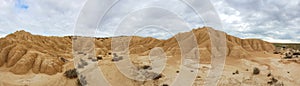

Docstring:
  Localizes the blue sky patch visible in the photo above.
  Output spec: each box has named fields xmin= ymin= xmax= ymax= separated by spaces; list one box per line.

xmin=15 ymin=0 xmax=29 ymax=10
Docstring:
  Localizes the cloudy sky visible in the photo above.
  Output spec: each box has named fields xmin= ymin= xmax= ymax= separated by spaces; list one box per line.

xmin=0 ymin=0 xmax=299 ymax=43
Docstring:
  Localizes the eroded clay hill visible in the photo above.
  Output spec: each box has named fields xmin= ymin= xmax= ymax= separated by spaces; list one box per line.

xmin=0 ymin=27 xmax=275 ymax=75
xmin=0 ymin=31 xmax=72 ymax=75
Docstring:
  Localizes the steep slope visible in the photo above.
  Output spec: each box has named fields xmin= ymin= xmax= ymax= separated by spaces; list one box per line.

xmin=0 ymin=30 xmax=72 ymax=75
xmin=0 ymin=27 xmax=275 ymax=75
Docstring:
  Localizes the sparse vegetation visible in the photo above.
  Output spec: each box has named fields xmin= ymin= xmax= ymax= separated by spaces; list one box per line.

xmin=60 ymin=57 xmax=68 ymax=62
xmin=162 ymin=84 xmax=169 ymax=86
xmin=111 ymin=56 xmax=123 ymax=61
xmin=77 ymin=79 xmax=82 ymax=86
xmin=91 ymin=59 xmax=98 ymax=62
xmin=111 ymin=53 xmax=123 ymax=62
xmin=140 ymin=71 xmax=163 ymax=81
xmin=64 ymin=69 xmax=78 ymax=79
xmin=142 ymin=65 xmax=151 ymax=70
xmin=253 ymin=67 xmax=260 ymax=75
xmin=284 ymin=53 xmax=293 ymax=59
xmin=152 ymin=74 xmax=162 ymax=80
xmin=267 ymin=73 xmax=272 ymax=77
xmin=77 ymin=75 xmax=87 ymax=86
xmin=113 ymin=53 xmax=118 ymax=57
xmin=80 ymin=59 xmax=88 ymax=66
xmin=77 ymin=78 xmax=87 ymax=86
xmin=97 ymin=56 xmax=103 ymax=60
xmin=293 ymin=52 xmax=300 ymax=55
xmin=77 ymin=52 xmax=84 ymax=54
xmin=273 ymin=43 xmax=300 ymax=50
xmin=77 ymin=59 xmax=88 ymax=68
xmin=235 ymin=70 xmax=239 ymax=74
xmin=274 ymin=52 xmax=280 ymax=54
xmin=267 ymin=77 xmax=278 ymax=85
xmin=77 ymin=64 xmax=84 ymax=69
xmin=232 ymin=70 xmax=239 ymax=75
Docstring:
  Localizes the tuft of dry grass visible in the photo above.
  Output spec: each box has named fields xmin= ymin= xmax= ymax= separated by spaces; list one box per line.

xmin=64 ymin=69 xmax=78 ymax=79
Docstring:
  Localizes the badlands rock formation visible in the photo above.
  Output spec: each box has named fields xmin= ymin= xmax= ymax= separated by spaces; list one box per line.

xmin=0 ymin=31 xmax=72 ymax=75
xmin=0 ymin=27 xmax=275 ymax=75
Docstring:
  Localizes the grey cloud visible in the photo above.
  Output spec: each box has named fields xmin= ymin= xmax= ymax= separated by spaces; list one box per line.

xmin=0 ymin=0 xmax=86 ymax=36
xmin=212 ymin=0 xmax=300 ymax=42
xmin=0 ymin=0 xmax=299 ymax=43
xmin=97 ymin=0 xmax=206 ymax=38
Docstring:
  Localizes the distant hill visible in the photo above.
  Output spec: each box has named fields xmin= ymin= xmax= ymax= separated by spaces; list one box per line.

xmin=273 ymin=43 xmax=300 ymax=50
xmin=0 ymin=27 xmax=275 ymax=75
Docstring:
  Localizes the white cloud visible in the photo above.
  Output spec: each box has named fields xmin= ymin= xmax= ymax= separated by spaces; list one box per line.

xmin=95 ymin=0 xmax=205 ymax=38
xmin=0 ymin=0 xmax=86 ymax=36
xmin=0 ymin=0 xmax=299 ymax=43
xmin=212 ymin=0 xmax=300 ymax=43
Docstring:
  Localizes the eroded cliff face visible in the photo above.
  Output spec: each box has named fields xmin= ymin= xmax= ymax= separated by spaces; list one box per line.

xmin=0 ymin=27 xmax=275 ymax=75
xmin=226 ymin=35 xmax=275 ymax=58
xmin=0 ymin=31 xmax=72 ymax=75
